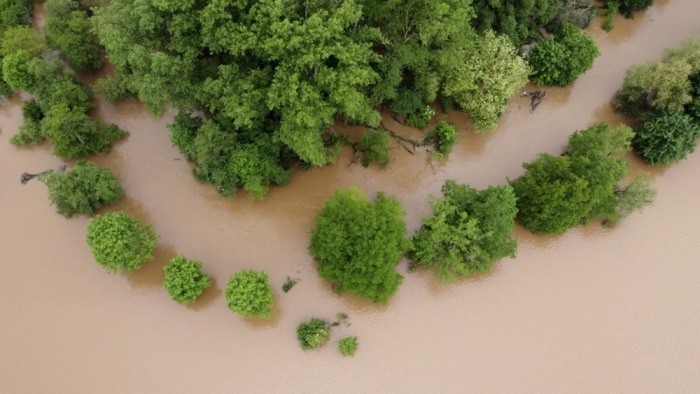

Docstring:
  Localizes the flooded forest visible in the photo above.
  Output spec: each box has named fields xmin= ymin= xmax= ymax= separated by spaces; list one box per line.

xmin=2 ymin=0 xmax=700 ymax=392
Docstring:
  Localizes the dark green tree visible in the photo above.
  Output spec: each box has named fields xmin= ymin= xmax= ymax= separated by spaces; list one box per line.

xmin=425 ymin=121 xmax=457 ymax=155
xmin=410 ymin=181 xmax=518 ymax=282
xmin=45 ymin=0 xmax=104 ymax=72
xmin=309 ymin=188 xmax=410 ymax=303
xmin=297 ymin=318 xmax=331 ymax=350
xmin=39 ymin=160 xmax=124 ymax=217
xmin=357 ymin=130 xmax=391 ymax=168
xmin=471 ymin=0 xmax=568 ymax=44
xmin=163 ymin=255 xmax=212 ymax=304
xmin=225 ymin=270 xmax=274 ymax=319
xmin=527 ymin=22 xmax=600 ymax=87
xmin=0 ymin=0 xmax=33 ymax=28
xmin=86 ymin=212 xmax=158 ymax=274
xmin=632 ymin=111 xmax=700 ymax=166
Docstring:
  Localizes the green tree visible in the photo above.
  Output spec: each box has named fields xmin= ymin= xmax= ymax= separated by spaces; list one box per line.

xmin=527 ymin=22 xmax=600 ymax=87
xmin=424 ymin=121 xmax=458 ymax=155
xmin=39 ymin=160 xmax=124 ymax=217
xmin=297 ymin=318 xmax=331 ymax=350
xmin=443 ymin=31 xmax=529 ymax=131
xmin=357 ymin=130 xmax=391 ymax=168
xmin=0 ymin=26 xmax=47 ymax=57
xmin=338 ymin=336 xmax=358 ymax=356
xmin=225 ymin=269 xmax=274 ymax=319
xmin=10 ymin=99 xmax=45 ymax=145
xmin=86 ymin=212 xmax=158 ymax=274
xmin=163 ymin=255 xmax=212 ymax=304
xmin=632 ymin=111 xmax=700 ymax=166
xmin=608 ymin=0 xmax=654 ymax=19
xmin=471 ymin=0 xmax=568 ymax=44
xmin=309 ymin=188 xmax=410 ymax=303
xmin=510 ymin=123 xmax=638 ymax=234
xmin=410 ymin=181 xmax=518 ymax=282
xmin=606 ymin=175 xmax=656 ymax=227
xmin=45 ymin=0 xmax=104 ymax=72
xmin=0 ymin=0 xmax=33 ymax=28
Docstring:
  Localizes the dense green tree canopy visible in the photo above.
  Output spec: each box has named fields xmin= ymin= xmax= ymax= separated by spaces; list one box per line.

xmin=225 ymin=270 xmax=274 ymax=319
xmin=309 ymin=188 xmax=410 ymax=303
xmin=39 ymin=160 xmax=124 ymax=217
xmin=0 ymin=26 xmax=46 ymax=57
xmin=86 ymin=212 xmax=158 ymax=274
xmin=527 ymin=22 xmax=599 ymax=87
xmin=0 ymin=0 xmax=32 ymax=29
xmin=510 ymin=123 xmax=645 ymax=234
xmin=45 ymin=0 xmax=104 ymax=72
xmin=632 ymin=111 xmax=700 ymax=166
xmin=410 ymin=181 xmax=518 ymax=282
xmin=164 ymin=255 xmax=212 ymax=304
xmin=471 ymin=0 xmax=567 ymax=44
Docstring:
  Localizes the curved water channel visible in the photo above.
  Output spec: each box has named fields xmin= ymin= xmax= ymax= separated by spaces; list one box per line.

xmin=1 ymin=1 xmax=700 ymax=392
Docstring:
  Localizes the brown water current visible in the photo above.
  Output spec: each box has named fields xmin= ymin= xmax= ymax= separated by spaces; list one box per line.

xmin=2 ymin=1 xmax=700 ymax=392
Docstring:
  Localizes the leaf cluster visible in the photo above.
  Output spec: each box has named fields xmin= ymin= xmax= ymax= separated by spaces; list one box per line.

xmin=410 ymin=181 xmax=518 ymax=282
xmin=39 ymin=160 xmax=124 ymax=217
xmin=163 ymin=255 xmax=212 ymax=304
xmin=225 ymin=269 xmax=274 ymax=319
xmin=86 ymin=212 xmax=158 ymax=274
xmin=338 ymin=336 xmax=358 ymax=356
xmin=297 ymin=318 xmax=331 ymax=350
xmin=633 ymin=111 xmax=700 ymax=166
xmin=527 ymin=22 xmax=600 ymax=87
xmin=510 ymin=123 xmax=650 ymax=234
xmin=309 ymin=188 xmax=410 ymax=303
xmin=45 ymin=0 xmax=104 ymax=72
xmin=357 ymin=130 xmax=391 ymax=168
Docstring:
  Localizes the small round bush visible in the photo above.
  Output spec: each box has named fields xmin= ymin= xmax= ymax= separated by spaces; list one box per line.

xmin=338 ymin=337 xmax=358 ymax=357
xmin=163 ymin=255 xmax=212 ymax=304
xmin=40 ymin=161 xmax=124 ymax=217
xmin=297 ymin=318 xmax=331 ymax=350
xmin=425 ymin=120 xmax=457 ymax=154
xmin=633 ymin=112 xmax=700 ymax=166
xmin=225 ymin=270 xmax=274 ymax=319
xmin=86 ymin=212 xmax=158 ymax=274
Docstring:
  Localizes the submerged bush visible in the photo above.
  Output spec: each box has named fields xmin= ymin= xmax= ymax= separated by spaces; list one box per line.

xmin=39 ymin=160 xmax=124 ymax=217
xmin=297 ymin=318 xmax=331 ymax=350
xmin=425 ymin=121 xmax=457 ymax=154
xmin=225 ymin=270 xmax=274 ymax=319
xmin=163 ymin=255 xmax=212 ymax=304
xmin=338 ymin=336 xmax=358 ymax=357
xmin=86 ymin=212 xmax=158 ymax=274
xmin=357 ymin=130 xmax=391 ymax=168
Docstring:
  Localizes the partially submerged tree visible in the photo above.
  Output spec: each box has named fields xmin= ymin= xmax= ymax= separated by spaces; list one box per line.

xmin=225 ymin=269 xmax=274 ymax=319
xmin=309 ymin=188 xmax=410 ymax=303
xmin=410 ymin=181 xmax=518 ymax=282
xmin=86 ymin=212 xmax=158 ymax=274
xmin=338 ymin=336 xmax=358 ymax=356
xmin=163 ymin=255 xmax=212 ymax=304
xmin=297 ymin=318 xmax=331 ymax=350
xmin=39 ymin=160 xmax=124 ymax=217
xmin=632 ymin=111 xmax=700 ymax=166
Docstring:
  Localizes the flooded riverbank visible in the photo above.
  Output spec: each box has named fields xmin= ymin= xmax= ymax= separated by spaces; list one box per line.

xmin=1 ymin=1 xmax=699 ymax=392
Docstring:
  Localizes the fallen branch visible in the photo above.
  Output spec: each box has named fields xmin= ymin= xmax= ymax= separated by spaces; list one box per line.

xmin=522 ymin=90 xmax=547 ymax=112
xmin=20 ymin=164 xmax=67 ymax=184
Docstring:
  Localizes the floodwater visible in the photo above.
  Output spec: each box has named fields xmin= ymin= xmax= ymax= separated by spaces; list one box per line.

xmin=1 ymin=1 xmax=699 ymax=392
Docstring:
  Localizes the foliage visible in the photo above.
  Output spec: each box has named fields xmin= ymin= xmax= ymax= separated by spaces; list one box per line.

xmin=1 ymin=49 xmax=34 ymax=90
xmin=613 ymin=38 xmax=700 ymax=117
xmin=611 ymin=0 xmax=653 ymax=18
xmin=527 ymin=23 xmax=600 ymax=87
xmin=602 ymin=1 xmax=619 ymax=32
xmin=225 ymin=270 xmax=274 ymax=319
xmin=410 ymin=181 xmax=518 ymax=282
xmin=471 ymin=0 xmax=568 ymax=44
xmin=548 ymin=1 xmax=597 ymax=32
xmin=45 ymin=0 xmax=104 ymax=72
xmin=39 ymin=160 xmax=124 ymax=217
xmin=309 ymin=188 xmax=410 ymax=303
xmin=338 ymin=337 xmax=358 ymax=356
xmin=0 ymin=26 xmax=47 ymax=57
xmin=163 ymin=255 xmax=212 ymax=304
xmin=10 ymin=99 xmax=44 ymax=145
xmin=41 ymin=104 xmax=127 ymax=158
xmin=0 ymin=0 xmax=33 ymax=28
xmin=606 ymin=175 xmax=656 ymax=227
xmin=405 ymin=106 xmax=436 ymax=129
xmin=297 ymin=318 xmax=331 ymax=350
xmin=510 ymin=123 xmax=636 ymax=234
xmin=357 ymin=130 xmax=391 ymax=168
xmin=443 ymin=31 xmax=528 ymax=131
xmin=632 ymin=111 xmax=700 ymax=166
xmin=92 ymin=72 xmax=134 ymax=101
xmin=425 ymin=121 xmax=457 ymax=154
xmin=86 ymin=212 xmax=158 ymax=274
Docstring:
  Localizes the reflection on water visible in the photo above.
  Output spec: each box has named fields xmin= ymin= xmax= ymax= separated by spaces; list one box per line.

xmin=1 ymin=1 xmax=700 ymax=392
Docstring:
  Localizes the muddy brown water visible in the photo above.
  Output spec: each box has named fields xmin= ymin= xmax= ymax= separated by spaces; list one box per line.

xmin=2 ymin=1 xmax=700 ymax=392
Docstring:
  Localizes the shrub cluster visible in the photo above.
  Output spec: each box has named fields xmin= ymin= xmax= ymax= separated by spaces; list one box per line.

xmin=225 ymin=270 xmax=274 ymax=319
xmin=86 ymin=212 xmax=158 ymax=274
xmin=297 ymin=318 xmax=331 ymax=350
xmin=163 ymin=255 xmax=212 ymax=304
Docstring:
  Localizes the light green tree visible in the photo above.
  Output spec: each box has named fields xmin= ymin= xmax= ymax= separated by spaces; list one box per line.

xmin=86 ymin=212 xmax=158 ymax=274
